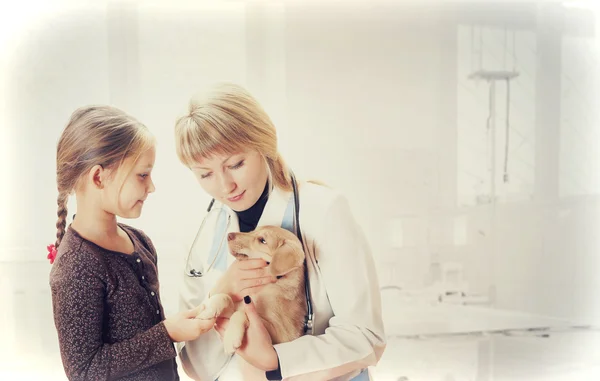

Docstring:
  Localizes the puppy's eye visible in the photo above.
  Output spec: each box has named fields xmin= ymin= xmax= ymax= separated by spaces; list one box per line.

xmin=258 ymin=237 xmax=267 ymax=244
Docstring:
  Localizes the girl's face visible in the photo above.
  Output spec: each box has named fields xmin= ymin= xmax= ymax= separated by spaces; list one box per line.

xmin=190 ymin=149 xmax=268 ymax=212
xmin=103 ymin=146 xmax=156 ymax=219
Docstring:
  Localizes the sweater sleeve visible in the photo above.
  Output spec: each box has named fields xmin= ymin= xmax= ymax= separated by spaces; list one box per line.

xmin=50 ymin=249 xmax=177 ymax=380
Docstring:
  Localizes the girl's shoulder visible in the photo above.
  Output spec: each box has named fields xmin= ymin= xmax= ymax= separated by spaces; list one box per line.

xmin=118 ymin=223 xmax=157 ymax=257
xmin=49 ymin=227 xmax=109 ymax=285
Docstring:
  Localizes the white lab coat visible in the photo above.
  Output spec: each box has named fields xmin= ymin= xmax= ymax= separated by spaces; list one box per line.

xmin=178 ymin=181 xmax=386 ymax=381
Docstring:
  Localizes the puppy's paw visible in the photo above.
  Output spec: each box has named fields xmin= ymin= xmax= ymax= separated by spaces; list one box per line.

xmin=223 ymin=335 xmax=243 ymax=354
xmin=196 ymin=293 xmax=234 ymax=320
xmin=211 ymin=294 xmax=235 ymax=316
xmin=195 ymin=304 xmax=217 ymax=320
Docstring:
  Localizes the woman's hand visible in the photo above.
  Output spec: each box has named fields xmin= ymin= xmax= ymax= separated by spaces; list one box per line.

xmin=210 ymin=259 xmax=276 ymax=303
xmin=215 ymin=296 xmax=279 ymax=371
xmin=164 ymin=305 xmax=216 ymax=342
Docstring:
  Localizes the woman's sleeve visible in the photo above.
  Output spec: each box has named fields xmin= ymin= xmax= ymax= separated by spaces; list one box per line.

xmin=273 ymin=194 xmax=387 ymax=380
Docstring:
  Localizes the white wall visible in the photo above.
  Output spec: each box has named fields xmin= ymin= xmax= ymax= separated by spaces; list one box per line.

xmin=282 ymin=3 xmax=459 ymax=290
xmin=1 ymin=1 xmax=111 ymax=261
xmin=0 ymin=2 xmax=113 ymax=378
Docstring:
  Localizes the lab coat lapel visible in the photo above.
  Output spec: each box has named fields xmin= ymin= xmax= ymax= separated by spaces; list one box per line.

xmin=257 ymin=186 xmax=292 ymax=228
xmin=224 ymin=205 xmax=240 ymax=269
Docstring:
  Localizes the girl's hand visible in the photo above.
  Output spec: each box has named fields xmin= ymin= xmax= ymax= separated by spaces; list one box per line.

xmin=215 ymin=296 xmax=279 ymax=371
xmin=210 ymin=259 xmax=276 ymax=302
xmin=164 ymin=305 xmax=216 ymax=342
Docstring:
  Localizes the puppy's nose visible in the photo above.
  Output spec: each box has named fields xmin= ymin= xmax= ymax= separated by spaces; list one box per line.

xmin=227 ymin=232 xmax=236 ymax=241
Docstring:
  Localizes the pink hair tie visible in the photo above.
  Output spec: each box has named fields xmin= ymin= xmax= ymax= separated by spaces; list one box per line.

xmin=47 ymin=244 xmax=57 ymax=264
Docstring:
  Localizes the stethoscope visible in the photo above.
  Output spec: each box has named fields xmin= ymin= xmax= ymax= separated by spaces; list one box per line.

xmin=185 ymin=197 xmax=229 ymax=278
xmin=185 ymin=172 xmax=314 ymax=335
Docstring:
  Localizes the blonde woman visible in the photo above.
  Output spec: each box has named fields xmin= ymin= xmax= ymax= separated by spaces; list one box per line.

xmin=175 ymin=84 xmax=386 ymax=381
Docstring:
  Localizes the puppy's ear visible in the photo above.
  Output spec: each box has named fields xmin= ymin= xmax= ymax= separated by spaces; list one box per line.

xmin=270 ymin=241 xmax=304 ymax=277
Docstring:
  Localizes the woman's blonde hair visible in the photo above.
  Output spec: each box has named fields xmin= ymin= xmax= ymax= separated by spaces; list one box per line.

xmin=55 ymin=105 xmax=154 ymax=248
xmin=174 ymin=83 xmax=292 ymax=192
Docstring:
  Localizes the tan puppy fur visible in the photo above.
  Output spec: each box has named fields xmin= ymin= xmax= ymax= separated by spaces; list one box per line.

xmin=196 ymin=225 xmax=307 ymax=354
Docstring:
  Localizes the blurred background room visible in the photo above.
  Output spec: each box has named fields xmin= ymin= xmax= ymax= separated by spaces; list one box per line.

xmin=1 ymin=0 xmax=600 ymax=380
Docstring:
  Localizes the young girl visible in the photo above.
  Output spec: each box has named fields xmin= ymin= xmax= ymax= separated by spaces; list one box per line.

xmin=49 ymin=105 xmax=215 ymax=381
xmin=175 ymin=84 xmax=386 ymax=381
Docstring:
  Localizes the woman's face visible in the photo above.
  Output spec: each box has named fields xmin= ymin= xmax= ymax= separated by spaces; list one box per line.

xmin=190 ymin=149 xmax=269 ymax=212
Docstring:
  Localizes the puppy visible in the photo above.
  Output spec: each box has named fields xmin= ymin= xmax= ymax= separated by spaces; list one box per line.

xmin=196 ymin=225 xmax=308 ymax=354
